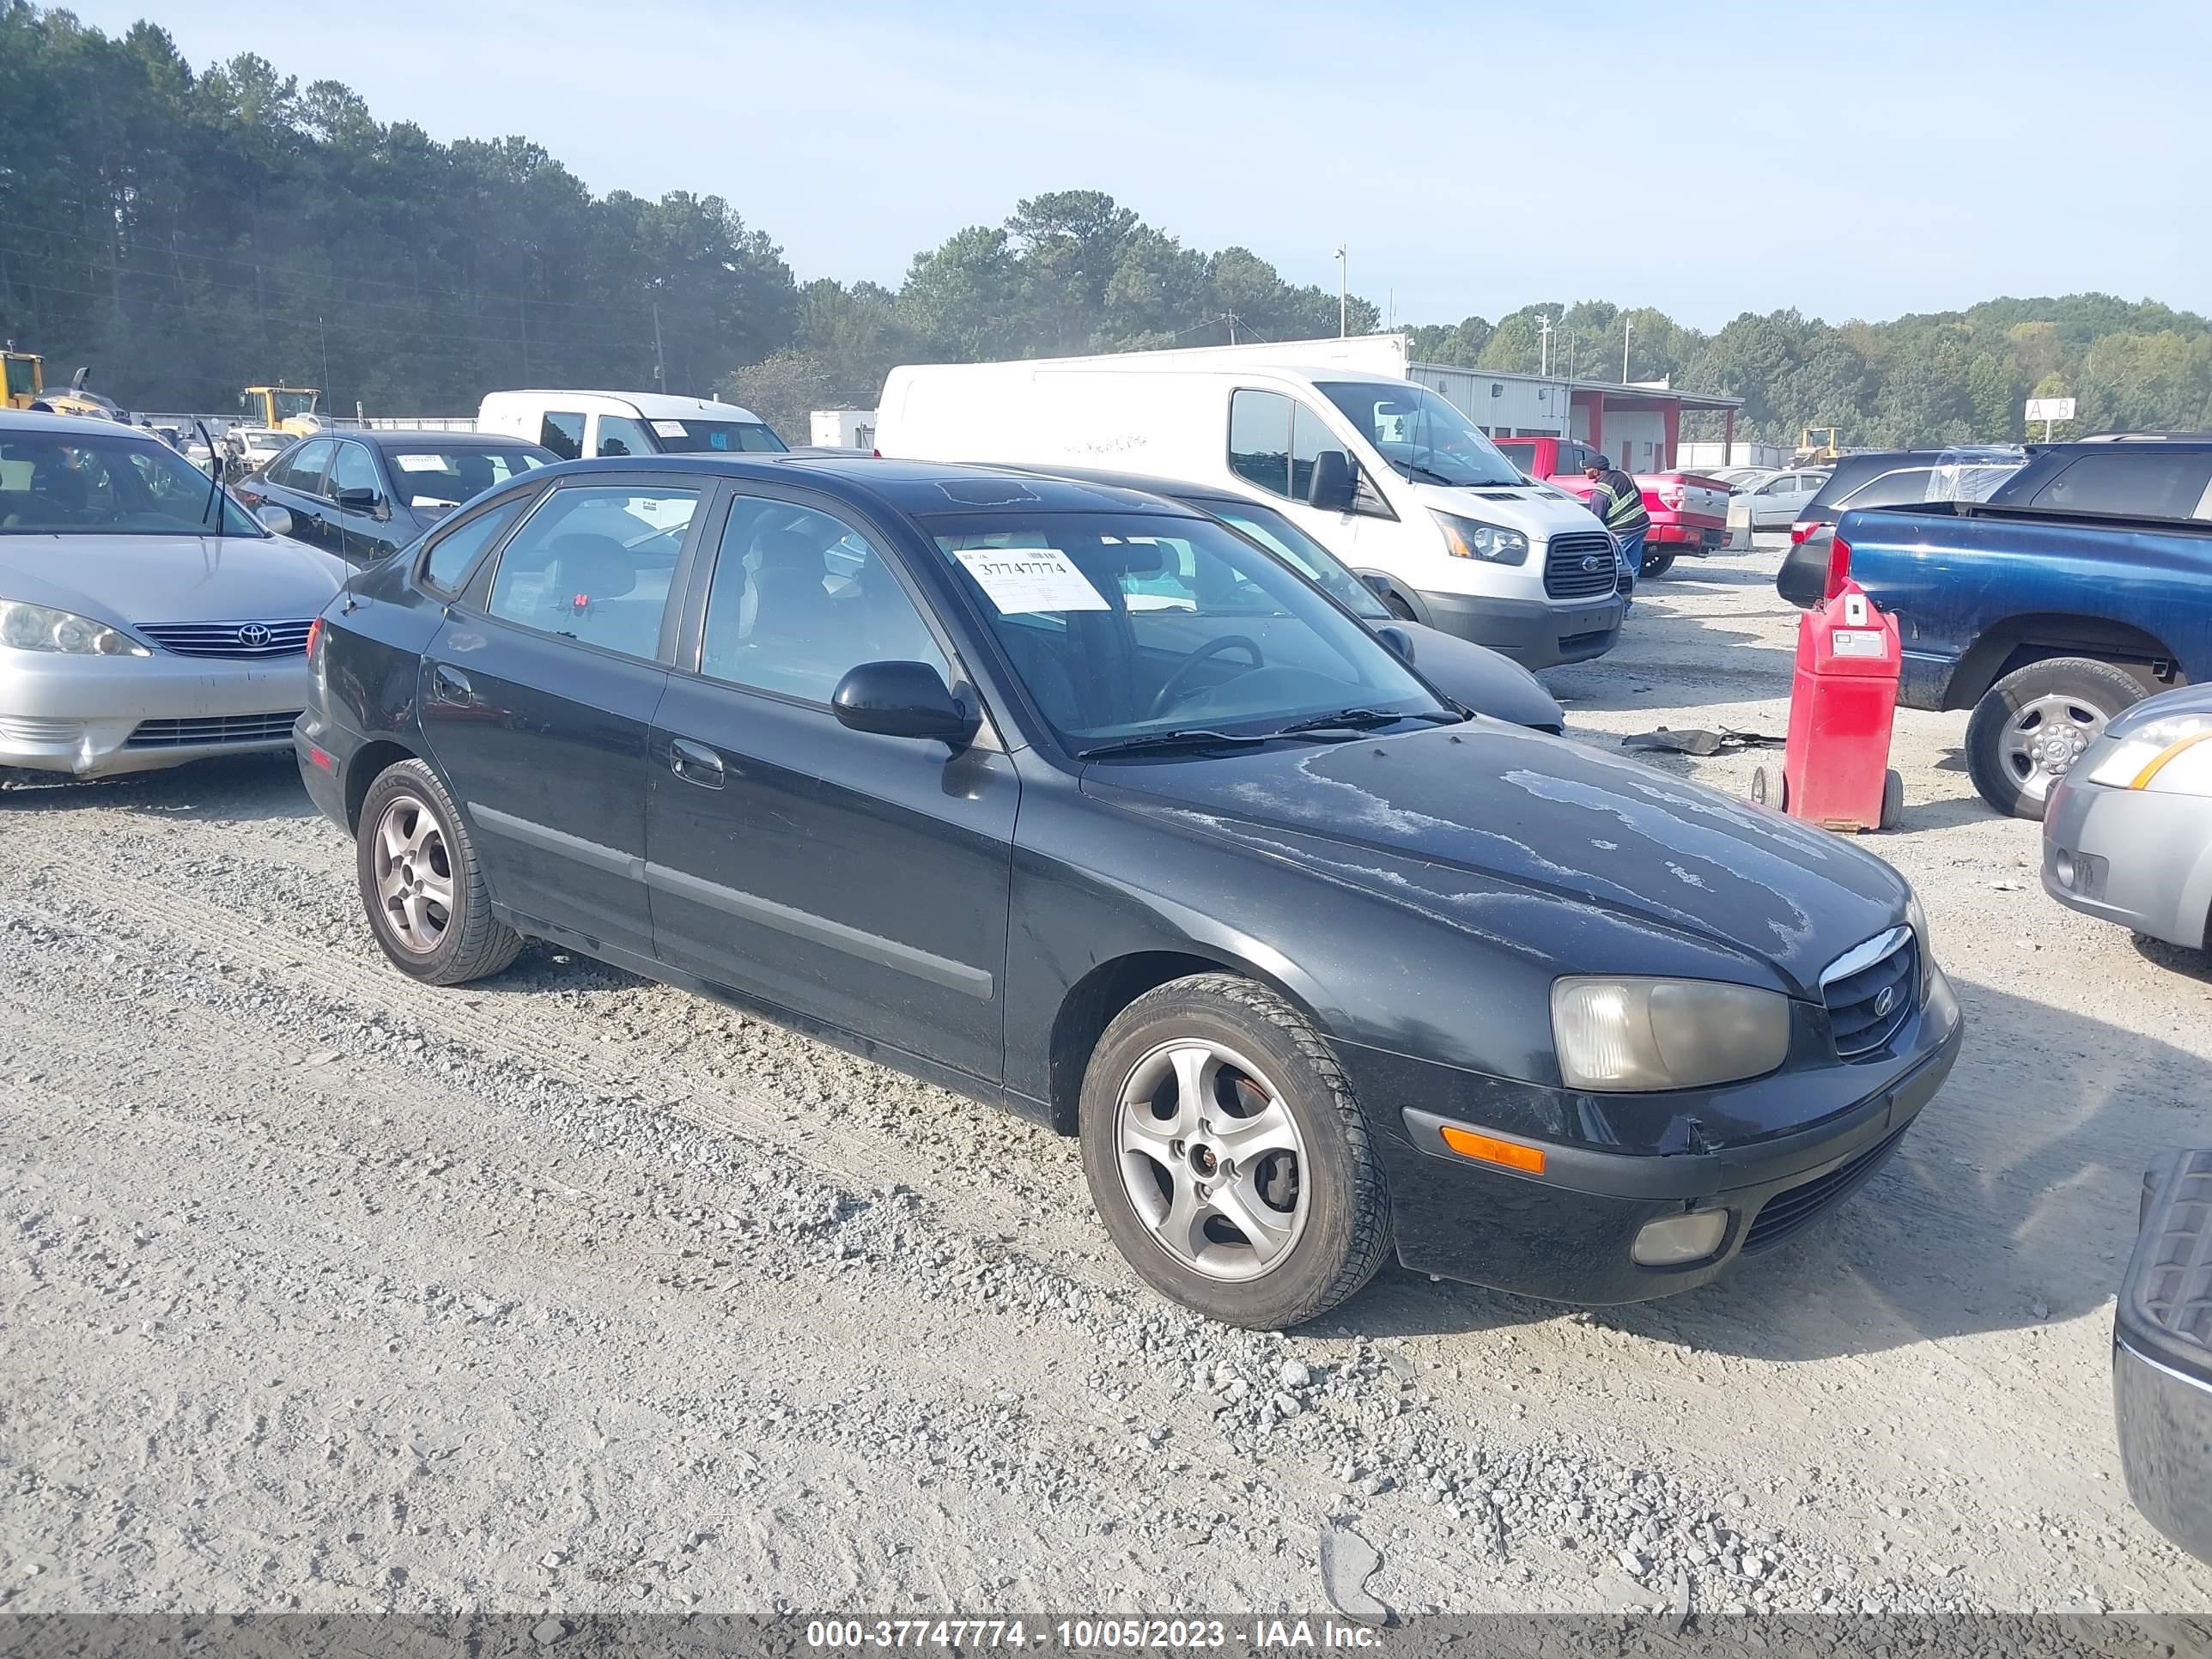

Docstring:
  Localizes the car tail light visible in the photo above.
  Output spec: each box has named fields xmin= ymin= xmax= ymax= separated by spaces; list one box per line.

xmin=306 ymin=617 xmax=323 ymax=659
xmin=1662 ymin=483 xmax=1686 ymax=509
xmin=1790 ymin=521 xmax=1815 ymax=545
xmin=1825 ymin=537 xmax=1852 ymax=600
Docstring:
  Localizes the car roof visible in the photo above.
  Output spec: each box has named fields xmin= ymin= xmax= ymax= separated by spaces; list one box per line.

xmin=0 ymin=408 xmax=161 ymax=441
xmin=481 ymin=388 xmax=772 ymax=423
xmin=1003 ymin=463 xmax=1235 ymax=504
xmin=532 ymin=454 xmax=1204 ymax=519
xmin=348 ymin=429 xmax=551 ymax=453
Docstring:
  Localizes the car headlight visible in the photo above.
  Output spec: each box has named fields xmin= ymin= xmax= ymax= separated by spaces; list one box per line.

xmin=0 ymin=600 xmax=149 ymax=657
xmin=1552 ymin=976 xmax=1791 ymax=1092
xmin=1431 ymin=511 xmax=1530 ymax=565
xmin=1905 ymin=891 xmax=1935 ymax=991
xmin=2085 ymin=711 xmax=2212 ymax=796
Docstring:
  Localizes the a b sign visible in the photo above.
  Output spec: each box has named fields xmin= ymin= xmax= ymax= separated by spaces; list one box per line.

xmin=2025 ymin=397 xmax=2077 ymax=423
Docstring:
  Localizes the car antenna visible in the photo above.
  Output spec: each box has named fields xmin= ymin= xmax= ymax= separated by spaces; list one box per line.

xmin=194 ymin=418 xmax=223 ymax=548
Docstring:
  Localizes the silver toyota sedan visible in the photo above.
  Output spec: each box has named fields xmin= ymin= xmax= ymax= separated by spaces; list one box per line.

xmin=2043 ymin=681 xmax=2212 ymax=953
xmin=1 ymin=410 xmax=346 ymax=780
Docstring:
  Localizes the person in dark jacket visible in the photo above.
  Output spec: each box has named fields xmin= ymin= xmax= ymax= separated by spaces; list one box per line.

xmin=1583 ymin=456 xmax=1652 ymax=598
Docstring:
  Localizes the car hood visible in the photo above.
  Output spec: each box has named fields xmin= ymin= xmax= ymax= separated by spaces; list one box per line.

xmin=1406 ymin=478 xmax=1607 ymax=538
xmin=1403 ymin=624 xmax=1564 ymax=731
xmin=0 ymin=532 xmax=346 ymax=629
xmin=1082 ymin=721 xmax=1909 ymax=998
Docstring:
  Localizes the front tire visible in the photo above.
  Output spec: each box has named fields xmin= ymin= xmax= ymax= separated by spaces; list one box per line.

xmin=1966 ymin=656 xmax=2144 ymax=820
xmin=1079 ymin=974 xmax=1392 ymax=1328
xmin=355 ymin=758 xmax=523 ymax=984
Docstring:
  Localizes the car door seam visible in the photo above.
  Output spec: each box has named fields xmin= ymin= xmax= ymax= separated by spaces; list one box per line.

xmin=468 ymin=800 xmax=644 ymax=881
xmin=641 ymin=859 xmax=994 ymax=1000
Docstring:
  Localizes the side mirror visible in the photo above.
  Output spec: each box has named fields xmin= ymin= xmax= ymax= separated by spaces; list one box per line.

xmin=253 ymin=505 xmax=294 ymax=537
xmin=1360 ymin=572 xmax=1395 ymax=601
xmin=831 ymin=660 xmax=976 ymax=744
xmin=1307 ymin=448 xmax=1358 ymax=513
xmin=333 ymin=486 xmax=380 ymax=511
xmin=1374 ymin=624 xmax=1416 ymax=664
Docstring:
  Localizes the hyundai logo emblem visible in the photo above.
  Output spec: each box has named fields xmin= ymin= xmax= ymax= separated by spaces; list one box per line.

xmin=236 ymin=623 xmax=272 ymax=648
xmin=1873 ymin=986 xmax=1896 ymax=1018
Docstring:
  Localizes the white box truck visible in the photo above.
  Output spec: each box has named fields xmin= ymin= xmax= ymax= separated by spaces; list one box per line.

xmin=875 ymin=339 xmax=1624 ymax=668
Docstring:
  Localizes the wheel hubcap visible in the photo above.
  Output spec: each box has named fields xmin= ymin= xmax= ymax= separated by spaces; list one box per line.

xmin=2002 ymin=694 xmax=2111 ymax=802
xmin=371 ymin=793 xmax=456 ymax=954
xmin=1115 ymin=1038 xmax=1309 ymax=1283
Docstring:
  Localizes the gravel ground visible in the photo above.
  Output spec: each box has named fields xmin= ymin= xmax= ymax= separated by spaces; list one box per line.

xmin=3 ymin=535 xmax=2210 ymax=1620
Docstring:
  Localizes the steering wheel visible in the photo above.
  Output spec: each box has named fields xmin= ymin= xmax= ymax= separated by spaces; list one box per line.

xmin=1149 ymin=634 xmax=1265 ymax=718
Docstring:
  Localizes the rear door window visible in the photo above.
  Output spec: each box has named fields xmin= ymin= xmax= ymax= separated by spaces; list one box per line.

xmin=420 ymin=497 xmax=528 ymax=595
xmin=483 ymin=483 xmax=700 ymax=659
xmin=2027 ymin=450 xmax=2212 ymax=519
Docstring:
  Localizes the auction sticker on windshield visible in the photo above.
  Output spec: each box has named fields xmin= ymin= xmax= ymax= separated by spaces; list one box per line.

xmin=952 ymin=548 xmax=1109 ymax=613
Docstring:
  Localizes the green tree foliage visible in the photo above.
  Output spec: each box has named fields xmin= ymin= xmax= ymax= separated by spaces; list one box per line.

xmin=6 ymin=4 xmax=2208 ymax=448
xmin=0 ymin=3 xmax=797 ymax=413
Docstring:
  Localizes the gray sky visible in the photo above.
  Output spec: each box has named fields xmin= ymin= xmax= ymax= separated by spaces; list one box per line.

xmin=71 ymin=0 xmax=2212 ymax=331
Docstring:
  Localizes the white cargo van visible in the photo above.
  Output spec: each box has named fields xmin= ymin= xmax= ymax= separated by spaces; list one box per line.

xmin=875 ymin=351 xmax=1623 ymax=668
xmin=476 ymin=390 xmax=787 ymax=461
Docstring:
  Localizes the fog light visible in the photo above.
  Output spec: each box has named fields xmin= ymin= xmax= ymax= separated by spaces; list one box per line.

xmin=2053 ymin=848 xmax=2076 ymax=890
xmin=1632 ymin=1211 xmax=1728 ymax=1267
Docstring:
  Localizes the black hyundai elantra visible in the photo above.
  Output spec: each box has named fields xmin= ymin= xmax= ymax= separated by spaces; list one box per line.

xmin=295 ymin=455 xmax=1962 ymax=1328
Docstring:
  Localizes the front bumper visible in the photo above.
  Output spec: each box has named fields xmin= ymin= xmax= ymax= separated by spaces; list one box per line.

xmin=2042 ymin=775 xmax=2212 ymax=951
xmin=1 ymin=649 xmax=310 ymax=777
xmin=1345 ymin=968 xmax=1964 ymax=1304
xmin=2114 ymin=1149 xmax=2212 ymax=1567
xmin=1409 ymin=589 xmax=1624 ymax=670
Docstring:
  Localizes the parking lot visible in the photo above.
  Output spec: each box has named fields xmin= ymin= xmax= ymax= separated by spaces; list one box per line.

xmin=3 ymin=534 xmax=2209 ymax=1620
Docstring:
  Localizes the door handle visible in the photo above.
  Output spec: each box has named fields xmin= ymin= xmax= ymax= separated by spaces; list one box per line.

xmin=430 ymin=664 xmax=474 ymax=705
xmin=669 ymin=737 xmax=726 ymax=789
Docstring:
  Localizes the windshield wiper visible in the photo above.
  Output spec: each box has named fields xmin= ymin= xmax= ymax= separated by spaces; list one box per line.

xmin=1395 ymin=460 xmax=1460 ymax=486
xmin=1076 ymin=728 xmax=1274 ymax=760
xmin=1267 ymin=708 xmax=1464 ymax=738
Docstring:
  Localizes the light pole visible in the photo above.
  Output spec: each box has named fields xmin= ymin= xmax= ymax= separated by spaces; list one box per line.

xmin=1333 ymin=246 xmax=1347 ymax=337
xmin=1622 ymin=315 xmax=1632 ymax=382
xmin=1539 ymin=314 xmax=1553 ymax=377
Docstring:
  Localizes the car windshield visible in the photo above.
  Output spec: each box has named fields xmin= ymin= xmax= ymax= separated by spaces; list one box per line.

xmin=644 ymin=418 xmax=787 ymax=454
xmin=0 ymin=429 xmax=264 ymax=537
xmin=1316 ymin=380 xmax=1524 ymax=488
xmin=388 ymin=447 xmax=550 ymax=515
xmin=1199 ymin=499 xmax=1390 ymax=620
xmin=929 ymin=509 xmax=1445 ymax=753
xmin=271 ymin=391 xmax=317 ymax=422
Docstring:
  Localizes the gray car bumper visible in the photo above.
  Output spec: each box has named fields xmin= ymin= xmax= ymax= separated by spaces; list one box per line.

xmin=1407 ymin=590 xmax=1624 ymax=670
xmin=2042 ymin=774 xmax=2212 ymax=951
xmin=0 ymin=650 xmax=310 ymax=778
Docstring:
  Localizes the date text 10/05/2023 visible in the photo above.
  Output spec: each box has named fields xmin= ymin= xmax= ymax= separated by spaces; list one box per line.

xmin=803 ymin=1619 xmax=1386 ymax=1650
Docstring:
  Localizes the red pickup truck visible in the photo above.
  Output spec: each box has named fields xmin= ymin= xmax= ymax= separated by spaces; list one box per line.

xmin=1492 ymin=435 xmax=1732 ymax=577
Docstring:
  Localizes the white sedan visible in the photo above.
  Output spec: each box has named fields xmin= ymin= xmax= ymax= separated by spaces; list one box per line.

xmin=0 ymin=410 xmax=344 ymax=780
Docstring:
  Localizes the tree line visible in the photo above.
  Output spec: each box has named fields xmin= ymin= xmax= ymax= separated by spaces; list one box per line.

xmin=4 ymin=3 xmax=2207 ymax=447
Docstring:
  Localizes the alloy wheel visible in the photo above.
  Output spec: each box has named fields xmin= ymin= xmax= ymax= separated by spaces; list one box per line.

xmin=1115 ymin=1037 xmax=1309 ymax=1282
xmin=370 ymin=792 xmax=456 ymax=954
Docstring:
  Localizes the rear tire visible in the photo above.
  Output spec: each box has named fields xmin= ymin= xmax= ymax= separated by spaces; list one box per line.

xmin=1880 ymin=769 xmax=1905 ymax=831
xmin=1079 ymin=974 xmax=1392 ymax=1329
xmin=1966 ymin=656 xmax=2144 ymax=821
xmin=1640 ymin=547 xmax=1677 ymax=579
xmin=355 ymin=758 xmax=523 ymax=985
